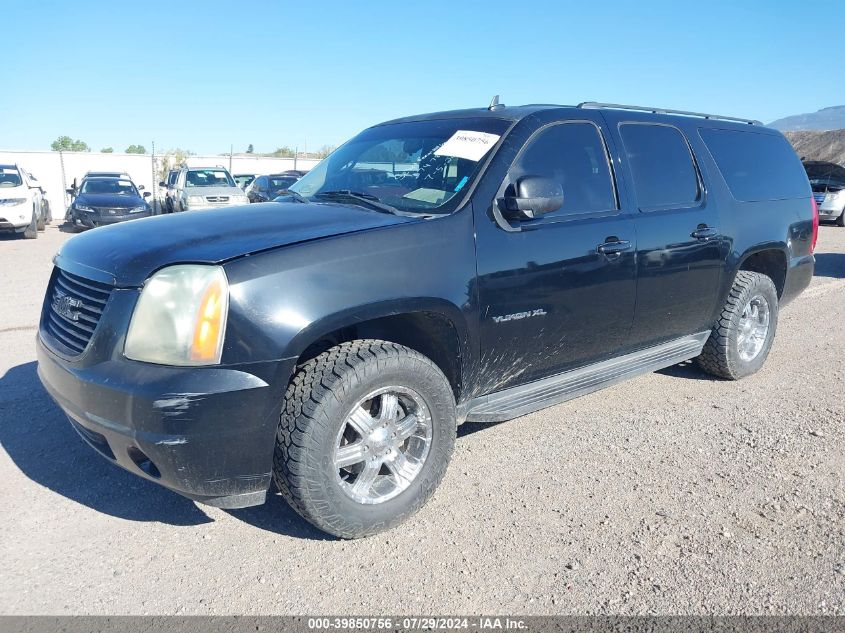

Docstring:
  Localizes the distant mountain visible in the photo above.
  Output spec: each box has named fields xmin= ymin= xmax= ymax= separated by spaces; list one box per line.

xmin=784 ymin=129 xmax=845 ymax=166
xmin=769 ymin=106 xmax=845 ymax=131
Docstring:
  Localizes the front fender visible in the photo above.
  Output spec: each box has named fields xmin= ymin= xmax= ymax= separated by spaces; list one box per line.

xmin=221 ymin=210 xmax=479 ymax=396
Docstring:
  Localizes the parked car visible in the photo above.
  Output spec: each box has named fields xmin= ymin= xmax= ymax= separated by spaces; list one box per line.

xmin=158 ymin=169 xmax=180 ymax=213
xmin=168 ymin=166 xmax=248 ymax=211
xmin=37 ymin=101 xmax=816 ymax=538
xmin=0 ymin=163 xmax=47 ymax=238
xmin=803 ymin=160 xmax=845 ymax=226
xmin=66 ymin=175 xmax=152 ymax=229
xmin=20 ymin=168 xmax=52 ymax=225
xmin=234 ymin=173 xmax=257 ymax=190
xmin=246 ymin=174 xmax=300 ymax=202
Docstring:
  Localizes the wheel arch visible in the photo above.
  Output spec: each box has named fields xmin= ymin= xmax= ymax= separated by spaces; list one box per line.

xmin=284 ymin=299 xmax=470 ymax=402
xmin=735 ymin=244 xmax=788 ymax=298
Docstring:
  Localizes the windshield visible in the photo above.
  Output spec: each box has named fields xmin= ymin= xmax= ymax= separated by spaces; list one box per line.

xmin=186 ymin=169 xmax=236 ymax=187
xmin=0 ymin=166 xmax=23 ymax=188
xmin=234 ymin=174 xmax=255 ymax=188
xmin=80 ymin=178 xmax=138 ymax=195
xmin=268 ymin=176 xmax=298 ymax=192
xmin=289 ymin=117 xmax=510 ymax=214
xmin=804 ymin=162 xmax=845 ymax=185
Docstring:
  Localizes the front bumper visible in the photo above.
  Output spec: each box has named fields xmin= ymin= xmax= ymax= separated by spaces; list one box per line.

xmin=0 ymin=220 xmax=28 ymax=233
xmin=75 ymin=212 xmax=151 ymax=228
xmin=0 ymin=207 xmax=31 ymax=231
xmin=37 ymin=334 xmax=289 ymax=508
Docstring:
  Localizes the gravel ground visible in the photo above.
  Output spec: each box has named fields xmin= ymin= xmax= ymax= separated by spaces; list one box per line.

xmin=0 ymin=223 xmax=843 ymax=616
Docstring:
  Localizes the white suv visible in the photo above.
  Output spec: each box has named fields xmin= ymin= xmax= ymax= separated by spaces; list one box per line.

xmin=172 ymin=166 xmax=248 ymax=211
xmin=0 ymin=164 xmax=47 ymax=239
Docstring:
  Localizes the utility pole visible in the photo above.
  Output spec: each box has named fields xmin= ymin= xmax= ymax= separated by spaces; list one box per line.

xmin=151 ymin=141 xmax=157 ymax=214
xmin=229 ymin=144 xmax=233 ymax=173
xmin=294 ymin=146 xmax=298 ymax=171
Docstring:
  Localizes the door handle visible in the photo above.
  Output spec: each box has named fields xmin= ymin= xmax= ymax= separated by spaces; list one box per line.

xmin=691 ymin=226 xmax=719 ymax=240
xmin=597 ymin=239 xmax=633 ymax=256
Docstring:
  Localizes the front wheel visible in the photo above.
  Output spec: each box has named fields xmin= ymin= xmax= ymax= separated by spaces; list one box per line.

xmin=22 ymin=209 xmax=38 ymax=239
xmin=273 ymin=340 xmax=456 ymax=538
xmin=836 ymin=209 xmax=845 ymax=227
xmin=697 ymin=271 xmax=778 ymax=380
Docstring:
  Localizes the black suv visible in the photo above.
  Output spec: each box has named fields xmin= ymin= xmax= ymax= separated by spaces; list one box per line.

xmin=37 ymin=101 xmax=816 ymax=538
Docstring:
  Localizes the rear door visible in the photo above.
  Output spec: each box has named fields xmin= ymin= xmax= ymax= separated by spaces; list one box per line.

xmin=474 ymin=114 xmax=638 ymax=394
xmin=603 ymin=114 xmax=726 ymax=346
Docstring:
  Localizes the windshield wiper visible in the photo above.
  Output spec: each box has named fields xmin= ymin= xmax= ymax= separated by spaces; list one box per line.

xmin=313 ymin=190 xmax=402 ymax=215
xmin=275 ymin=189 xmax=308 ymax=203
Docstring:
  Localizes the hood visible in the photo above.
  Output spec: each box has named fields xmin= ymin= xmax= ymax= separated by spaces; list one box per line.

xmin=56 ymin=201 xmax=420 ymax=286
xmin=804 ymin=161 xmax=845 ymax=185
xmin=185 ymin=185 xmax=243 ymax=197
xmin=76 ymin=192 xmax=146 ymax=209
xmin=0 ymin=184 xmax=30 ymax=200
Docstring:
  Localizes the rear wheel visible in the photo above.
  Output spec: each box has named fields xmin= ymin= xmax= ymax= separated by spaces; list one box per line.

xmin=36 ymin=210 xmax=46 ymax=231
xmin=697 ymin=271 xmax=778 ymax=380
xmin=273 ymin=340 xmax=456 ymax=538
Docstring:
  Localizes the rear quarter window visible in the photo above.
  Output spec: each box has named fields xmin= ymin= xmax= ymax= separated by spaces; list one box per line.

xmin=699 ymin=128 xmax=810 ymax=202
xmin=619 ymin=123 xmax=701 ymax=209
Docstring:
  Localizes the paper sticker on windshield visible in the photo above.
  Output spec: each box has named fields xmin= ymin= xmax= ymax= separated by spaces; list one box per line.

xmin=434 ymin=130 xmax=500 ymax=162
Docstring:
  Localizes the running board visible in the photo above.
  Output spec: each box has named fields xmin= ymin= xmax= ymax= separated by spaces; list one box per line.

xmin=463 ymin=332 xmax=710 ymax=423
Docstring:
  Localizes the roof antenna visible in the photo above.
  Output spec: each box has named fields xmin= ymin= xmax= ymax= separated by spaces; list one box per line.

xmin=488 ymin=95 xmax=503 ymax=110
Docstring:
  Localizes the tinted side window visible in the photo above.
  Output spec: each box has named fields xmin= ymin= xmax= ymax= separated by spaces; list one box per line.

xmin=620 ymin=124 xmax=700 ymax=208
xmin=699 ymin=128 xmax=810 ymax=202
xmin=510 ymin=122 xmax=617 ymax=216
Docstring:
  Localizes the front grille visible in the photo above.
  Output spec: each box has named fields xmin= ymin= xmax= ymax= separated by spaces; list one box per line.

xmin=95 ymin=207 xmax=128 ymax=215
xmin=205 ymin=196 xmax=229 ymax=203
xmin=43 ymin=268 xmax=113 ymax=356
xmin=813 ymin=193 xmax=826 ymax=204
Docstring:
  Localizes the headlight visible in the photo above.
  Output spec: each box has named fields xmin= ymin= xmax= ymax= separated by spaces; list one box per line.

xmin=0 ymin=198 xmax=27 ymax=207
xmin=129 ymin=206 xmax=147 ymax=214
xmin=75 ymin=204 xmax=94 ymax=212
xmin=186 ymin=195 xmax=205 ymax=205
xmin=125 ymin=265 xmax=229 ymax=366
xmin=233 ymin=194 xmax=248 ymax=204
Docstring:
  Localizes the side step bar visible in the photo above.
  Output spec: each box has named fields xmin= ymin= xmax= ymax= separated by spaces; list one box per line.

xmin=463 ymin=332 xmax=710 ymax=423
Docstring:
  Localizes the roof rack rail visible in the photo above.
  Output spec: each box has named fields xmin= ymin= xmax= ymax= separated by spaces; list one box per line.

xmin=577 ymin=102 xmax=762 ymax=126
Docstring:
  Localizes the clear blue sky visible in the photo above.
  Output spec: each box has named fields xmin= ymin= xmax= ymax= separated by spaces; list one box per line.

xmin=2 ymin=0 xmax=843 ymax=154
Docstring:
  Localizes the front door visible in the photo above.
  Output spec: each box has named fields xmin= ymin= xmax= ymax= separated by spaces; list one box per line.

xmin=474 ymin=117 xmax=638 ymax=395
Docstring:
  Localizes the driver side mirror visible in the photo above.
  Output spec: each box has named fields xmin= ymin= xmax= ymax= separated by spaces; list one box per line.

xmin=143 ymin=191 xmax=152 ymax=198
xmin=496 ymin=176 xmax=563 ymax=220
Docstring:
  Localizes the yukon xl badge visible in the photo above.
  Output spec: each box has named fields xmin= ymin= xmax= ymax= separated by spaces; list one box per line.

xmin=492 ymin=308 xmax=547 ymax=324
xmin=52 ymin=290 xmax=83 ymax=321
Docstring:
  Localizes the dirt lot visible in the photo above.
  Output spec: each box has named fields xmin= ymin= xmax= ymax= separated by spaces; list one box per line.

xmin=0 ymin=223 xmax=843 ymax=616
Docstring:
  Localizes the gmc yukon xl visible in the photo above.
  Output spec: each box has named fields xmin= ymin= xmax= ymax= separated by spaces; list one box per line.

xmin=37 ymin=101 xmax=817 ymax=538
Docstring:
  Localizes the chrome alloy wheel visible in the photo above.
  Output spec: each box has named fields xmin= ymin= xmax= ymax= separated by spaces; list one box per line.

xmin=737 ymin=294 xmax=770 ymax=362
xmin=334 ymin=386 xmax=432 ymax=505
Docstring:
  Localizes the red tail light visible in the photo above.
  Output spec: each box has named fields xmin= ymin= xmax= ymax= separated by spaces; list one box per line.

xmin=810 ymin=197 xmax=819 ymax=254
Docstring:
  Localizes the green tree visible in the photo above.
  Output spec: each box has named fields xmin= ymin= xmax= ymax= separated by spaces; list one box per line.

xmin=246 ymin=144 xmax=254 ymax=154
xmin=157 ymin=148 xmax=192 ymax=181
xmin=125 ymin=144 xmax=147 ymax=154
xmin=315 ymin=144 xmax=337 ymax=159
xmin=272 ymin=146 xmax=295 ymax=158
xmin=51 ymin=136 xmax=89 ymax=152
xmin=101 ymin=147 xmax=114 ymax=153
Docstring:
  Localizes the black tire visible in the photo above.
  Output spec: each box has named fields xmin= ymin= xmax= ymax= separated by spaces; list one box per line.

xmin=836 ymin=209 xmax=845 ymax=227
xmin=36 ymin=211 xmax=46 ymax=231
xmin=697 ymin=271 xmax=778 ymax=380
xmin=273 ymin=340 xmax=456 ymax=538
xmin=22 ymin=209 xmax=38 ymax=239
